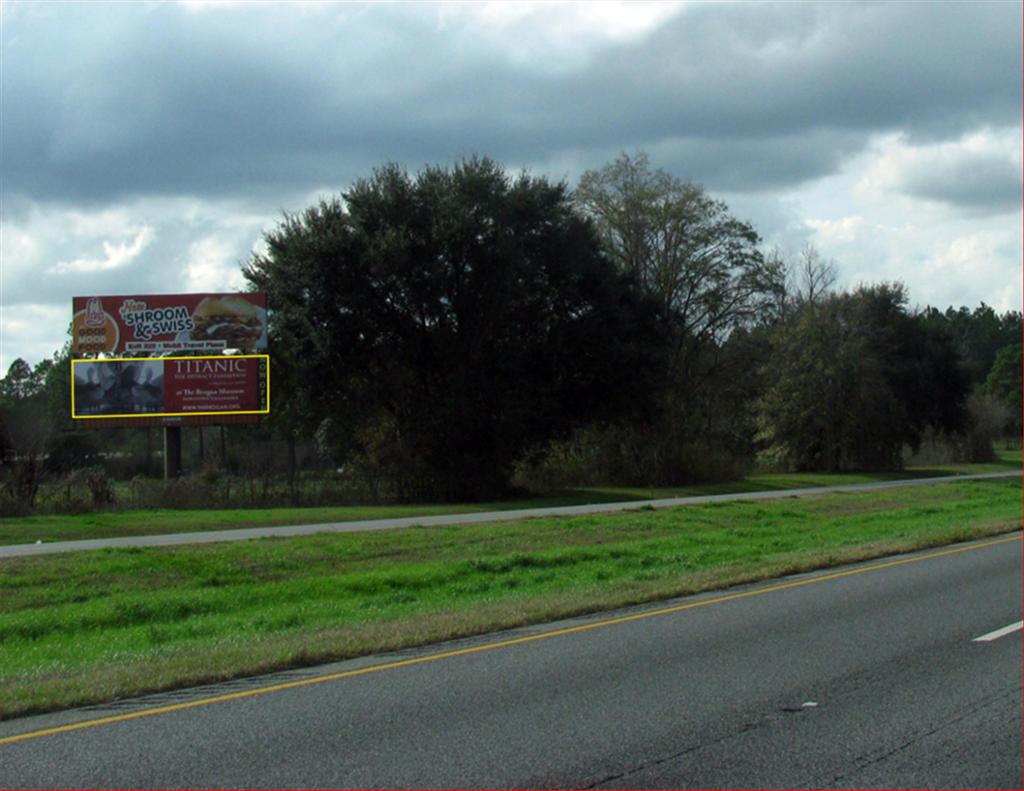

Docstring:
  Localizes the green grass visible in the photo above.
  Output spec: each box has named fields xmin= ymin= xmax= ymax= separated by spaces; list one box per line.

xmin=0 ymin=492 xmax=638 ymax=546
xmin=575 ymin=447 xmax=1021 ymax=500
xmin=3 ymin=451 xmax=1018 ymax=546
xmin=0 ymin=477 xmax=1018 ymax=719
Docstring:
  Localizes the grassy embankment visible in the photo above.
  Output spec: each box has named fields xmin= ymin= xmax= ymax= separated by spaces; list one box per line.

xmin=3 ymin=449 xmax=1019 ymax=545
xmin=1 ymin=476 xmax=1019 ymax=719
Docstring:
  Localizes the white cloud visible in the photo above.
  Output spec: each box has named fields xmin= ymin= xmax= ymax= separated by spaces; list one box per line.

xmin=804 ymin=216 xmax=864 ymax=244
xmin=49 ymin=226 xmax=155 ymax=274
xmin=856 ymin=129 xmax=1022 ymax=214
xmin=0 ymin=226 xmax=40 ymax=270
xmin=1 ymin=196 xmax=277 ymax=370
xmin=433 ymin=1 xmax=687 ymax=71
xmin=184 ymin=236 xmax=247 ymax=292
xmin=65 ymin=208 xmax=138 ymax=238
xmin=923 ymin=231 xmax=1016 ymax=288
xmin=781 ymin=131 xmax=1021 ymax=313
xmin=0 ymin=302 xmax=69 ymax=373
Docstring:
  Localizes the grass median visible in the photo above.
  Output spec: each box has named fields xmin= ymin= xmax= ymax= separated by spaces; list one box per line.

xmin=4 ymin=451 xmax=1019 ymax=546
xmin=1 ymin=476 xmax=1020 ymax=719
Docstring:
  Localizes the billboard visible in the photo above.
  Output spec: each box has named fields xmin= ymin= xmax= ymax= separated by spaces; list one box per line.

xmin=72 ymin=355 xmax=269 ymax=419
xmin=71 ymin=293 xmax=267 ymax=355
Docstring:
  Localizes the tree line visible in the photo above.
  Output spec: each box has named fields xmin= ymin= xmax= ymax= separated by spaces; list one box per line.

xmin=2 ymin=153 xmax=1020 ymax=508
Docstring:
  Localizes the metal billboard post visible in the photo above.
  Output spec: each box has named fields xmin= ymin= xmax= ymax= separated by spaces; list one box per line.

xmin=164 ymin=425 xmax=182 ymax=479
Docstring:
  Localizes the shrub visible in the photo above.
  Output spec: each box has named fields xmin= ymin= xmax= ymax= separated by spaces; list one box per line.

xmin=42 ymin=431 xmax=101 ymax=475
xmin=962 ymin=392 xmax=1007 ymax=463
xmin=83 ymin=466 xmax=115 ymax=507
xmin=513 ymin=424 xmax=750 ymax=493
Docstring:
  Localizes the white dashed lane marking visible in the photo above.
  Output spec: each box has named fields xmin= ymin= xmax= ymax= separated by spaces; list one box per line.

xmin=972 ymin=621 xmax=1023 ymax=642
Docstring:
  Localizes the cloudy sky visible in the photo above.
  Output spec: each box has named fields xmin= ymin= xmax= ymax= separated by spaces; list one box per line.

xmin=2 ymin=0 xmax=1021 ymax=372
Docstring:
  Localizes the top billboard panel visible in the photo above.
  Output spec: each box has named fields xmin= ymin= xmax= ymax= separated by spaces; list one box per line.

xmin=72 ymin=293 xmax=267 ymax=356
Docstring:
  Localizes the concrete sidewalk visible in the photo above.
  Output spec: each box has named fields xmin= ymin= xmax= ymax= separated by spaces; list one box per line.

xmin=1 ymin=471 xmax=1017 ymax=559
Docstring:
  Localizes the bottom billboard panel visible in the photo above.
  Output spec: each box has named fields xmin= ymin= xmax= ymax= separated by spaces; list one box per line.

xmin=72 ymin=355 xmax=269 ymax=420
xmin=76 ymin=414 xmax=262 ymax=429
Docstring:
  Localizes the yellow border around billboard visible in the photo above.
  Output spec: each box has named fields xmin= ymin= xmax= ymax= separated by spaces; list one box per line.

xmin=71 ymin=354 xmax=270 ymax=420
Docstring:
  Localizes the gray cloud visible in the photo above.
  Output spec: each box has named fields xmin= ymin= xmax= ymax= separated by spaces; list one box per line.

xmin=897 ymin=150 xmax=1022 ymax=213
xmin=3 ymin=1 xmax=1019 ymax=206
xmin=2 ymin=1 xmax=1021 ymax=371
xmin=641 ymin=130 xmax=869 ymax=192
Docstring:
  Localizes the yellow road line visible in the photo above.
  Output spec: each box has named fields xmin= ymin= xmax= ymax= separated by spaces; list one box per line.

xmin=1 ymin=533 xmax=1020 ymax=747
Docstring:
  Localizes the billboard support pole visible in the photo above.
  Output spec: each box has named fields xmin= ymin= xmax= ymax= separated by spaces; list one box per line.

xmin=164 ymin=426 xmax=182 ymax=479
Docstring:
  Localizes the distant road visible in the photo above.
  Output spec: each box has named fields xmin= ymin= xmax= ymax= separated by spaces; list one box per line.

xmin=1 ymin=533 xmax=1020 ymax=788
xmin=1 ymin=471 xmax=1016 ymax=558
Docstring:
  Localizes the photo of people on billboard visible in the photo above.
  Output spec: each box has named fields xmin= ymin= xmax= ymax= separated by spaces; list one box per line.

xmin=73 ymin=360 xmax=166 ymax=416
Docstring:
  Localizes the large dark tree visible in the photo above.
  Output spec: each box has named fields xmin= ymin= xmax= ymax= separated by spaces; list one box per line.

xmin=983 ymin=342 xmax=1023 ymax=442
xmin=756 ymin=283 xmax=969 ymax=472
xmin=0 ymin=357 xmax=56 ymax=508
xmin=575 ymin=152 xmax=782 ymax=360
xmin=919 ymin=303 xmax=1022 ymax=386
xmin=570 ymin=152 xmax=784 ymax=484
xmin=245 ymin=158 xmax=664 ymax=501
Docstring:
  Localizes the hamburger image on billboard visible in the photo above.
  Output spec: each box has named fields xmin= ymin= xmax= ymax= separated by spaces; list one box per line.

xmin=72 ymin=293 xmax=267 ymax=355
xmin=190 ymin=295 xmax=264 ymax=349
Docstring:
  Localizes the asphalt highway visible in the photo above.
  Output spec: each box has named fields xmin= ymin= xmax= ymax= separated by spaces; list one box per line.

xmin=1 ymin=532 xmax=1020 ymax=789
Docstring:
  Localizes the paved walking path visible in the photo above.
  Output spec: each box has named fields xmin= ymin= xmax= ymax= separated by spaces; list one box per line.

xmin=1 ymin=471 xmax=1016 ymax=559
